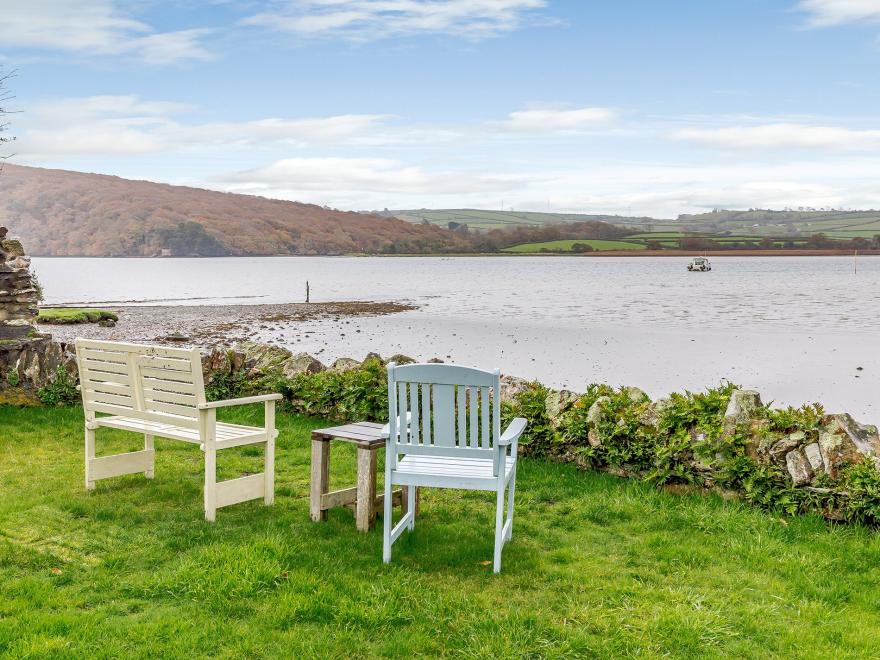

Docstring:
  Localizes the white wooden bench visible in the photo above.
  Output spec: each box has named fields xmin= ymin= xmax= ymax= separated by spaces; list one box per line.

xmin=75 ymin=339 xmax=281 ymax=521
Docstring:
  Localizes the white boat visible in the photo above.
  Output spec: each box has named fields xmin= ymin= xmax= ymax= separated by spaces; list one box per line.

xmin=687 ymin=257 xmax=711 ymax=272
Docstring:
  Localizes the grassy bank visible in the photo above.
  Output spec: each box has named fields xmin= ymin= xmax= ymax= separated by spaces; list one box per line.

xmin=3 ymin=405 xmax=880 ymax=657
xmin=36 ymin=308 xmax=118 ymax=325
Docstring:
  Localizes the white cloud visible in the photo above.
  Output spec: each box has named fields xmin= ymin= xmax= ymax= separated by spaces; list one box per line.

xmin=497 ymin=106 xmax=617 ymax=132
xmin=244 ymin=0 xmax=549 ymax=41
xmin=218 ymin=157 xmax=531 ymax=197
xmin=672 ymin=123 xmax=880 ymax=151
xmin=796 ymin=0 xmax=880 ymax=27
xmin=16 ymin=96 xmax=391 ymax=158
xmin=0 ymin=0 xmax=212 ymax=64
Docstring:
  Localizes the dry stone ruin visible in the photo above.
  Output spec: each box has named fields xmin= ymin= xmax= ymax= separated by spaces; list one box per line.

xmin=0 ymin=228 xmax=76 ymax=403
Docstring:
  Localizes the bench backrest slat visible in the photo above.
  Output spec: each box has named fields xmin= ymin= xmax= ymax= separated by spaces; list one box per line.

xmin=75 ymin=339 xmax=205 ymax=427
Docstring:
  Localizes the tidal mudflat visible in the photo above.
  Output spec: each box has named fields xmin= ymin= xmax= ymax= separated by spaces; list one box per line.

xmin=34 ymin=255 xmax=879 ymax=422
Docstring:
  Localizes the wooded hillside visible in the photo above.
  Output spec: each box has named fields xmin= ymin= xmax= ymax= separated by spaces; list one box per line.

xmin=0 ymin=165 xmax=470 ymax=256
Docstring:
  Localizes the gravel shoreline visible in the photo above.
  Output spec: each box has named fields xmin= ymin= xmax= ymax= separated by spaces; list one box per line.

xmin=39 ymin=301 xmax=416 ymax=348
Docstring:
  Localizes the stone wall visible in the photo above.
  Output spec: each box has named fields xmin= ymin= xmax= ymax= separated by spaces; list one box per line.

xmin=0 ymin=227 xmax=38 ymax=339
xmin=0 ymin=229 xmax=76 ymax=403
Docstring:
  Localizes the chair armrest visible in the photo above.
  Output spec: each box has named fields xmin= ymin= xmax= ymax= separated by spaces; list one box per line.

xmin=498 ymin=417 xmax=527 ymax=446
xmin=380 ymin=412 xmax=413 ymax=438
xmin=198 ymin=393 xmax=283 ymax=410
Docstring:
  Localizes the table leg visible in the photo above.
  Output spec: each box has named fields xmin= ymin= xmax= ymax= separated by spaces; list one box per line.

xmin=356 ymin=446 xmax=378 ymax=532
xmin=310 ymin=436 xmax=329 ymax=522
xmin=401 ymin=486 xmax=420 ymax=515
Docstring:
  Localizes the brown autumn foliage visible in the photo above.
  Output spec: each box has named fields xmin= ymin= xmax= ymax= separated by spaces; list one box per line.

xmin=0 ymin=164 xmax=473 ymax=256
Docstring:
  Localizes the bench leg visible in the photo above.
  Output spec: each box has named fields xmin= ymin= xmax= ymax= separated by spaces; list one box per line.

xmin=356 ymin=446 xmax=377 ymax=532
xmin=310 ymin=437 xmax=329 ymax=522
xmin=264 ymin=436 xmax=275 ymax=506
xmin=85 ymin=426 xmax=96 ymax=490
xmin=144 ymin=434 xmax=155 ymax=479
xmin=204 ymin=448 xmax=217 ymax=522
xmin=264 ymin=403 xmax=275 ymax=506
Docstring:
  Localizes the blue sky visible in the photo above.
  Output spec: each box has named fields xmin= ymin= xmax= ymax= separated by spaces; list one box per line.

xmin=2 ymin=0 xmax=880 ymax=217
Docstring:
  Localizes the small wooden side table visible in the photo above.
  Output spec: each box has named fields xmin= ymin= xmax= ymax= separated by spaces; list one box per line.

xmin=310 ymin=421 xmax=417 ymax=532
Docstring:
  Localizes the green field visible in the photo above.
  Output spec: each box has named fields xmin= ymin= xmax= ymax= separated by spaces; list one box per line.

xmin=394 ymin=208 xmax=655 ymax=231
xmin=4 ymin=404 xmax=880 ymax=657
xmin=394 ymin=207 xmax=880 ymax=239
xmin=503 ymin=239 xmax=646 ymax=253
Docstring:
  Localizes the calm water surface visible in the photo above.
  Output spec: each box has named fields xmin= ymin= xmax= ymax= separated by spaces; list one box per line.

xmin=34 ymin=256 xmax=880 ymax=422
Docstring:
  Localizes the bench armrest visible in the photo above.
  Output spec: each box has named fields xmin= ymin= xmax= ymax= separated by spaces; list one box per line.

xmin=198 ymin=393 xmax=283 ymax=410
xmin=498 ymin=417 xmax=527 ymax=447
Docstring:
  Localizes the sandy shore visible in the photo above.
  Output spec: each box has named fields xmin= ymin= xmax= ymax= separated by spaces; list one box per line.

xmin=40 ymin=301 xmax=415 ymax=348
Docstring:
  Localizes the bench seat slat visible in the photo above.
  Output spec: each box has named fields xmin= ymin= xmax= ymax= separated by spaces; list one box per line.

xmin=95 ymin=415 xmax=266 ymax=445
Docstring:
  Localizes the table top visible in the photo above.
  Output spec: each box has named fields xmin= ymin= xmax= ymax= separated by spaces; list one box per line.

xmin=311 ymin=421 xmax=386 ymax=448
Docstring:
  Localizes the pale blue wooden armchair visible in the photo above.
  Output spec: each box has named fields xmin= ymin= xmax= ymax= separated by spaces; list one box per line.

xmin=382 ymin=363 xmax=527 ymax=573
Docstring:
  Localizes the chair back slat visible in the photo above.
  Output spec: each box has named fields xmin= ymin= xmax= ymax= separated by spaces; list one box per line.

xmin=456 ymin=385 xmax=467 ymax=447
xmin=387 ymin=363 xmax=500 ymax=456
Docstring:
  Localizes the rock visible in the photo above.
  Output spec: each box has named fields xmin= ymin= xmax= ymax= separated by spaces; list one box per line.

xmin=638 ymin=397 xmax=672 ymax=428
xmin=386 ymin=353 xmax=415 ymax=365
xmin=817 ymin=414 xmax=879 ymax=480
xmin=723 ymin=389 xmax=763 ymax=434
xmin=427 ymin=357 xmax=444 ymax=363
xmin=804 ymin=442 xmax=824 ymax=474
xmin=281 ymin=352 xmax=325 ymax=378
xmin=586 ymin=396 xmax=611 ymax=447
xmin=331 ymin=357 xmax=361 ymax=372
xmin=623 ymin=386 xmax=650 ymax=404
xmin=545 ymin=389 xmax=579 ymax=425
xmin=0 ymin=239 xmax=25 ymax=257
xmin=786 ymin=449 xmax=814 ymax=486
xmin=237 ymin=341 xmax=294 ymax=377
xmin=363 ymin=352 xmax=383 ymax=362
xmin=769 ymin=432 xmax=805 ymax=465
xmin=98 ymin=318 xmax=116 ymax=327
xmin=586 ymin=396 xmax=610 ymax=426
xmin=500 ymin=375 xmax=530 ymax=402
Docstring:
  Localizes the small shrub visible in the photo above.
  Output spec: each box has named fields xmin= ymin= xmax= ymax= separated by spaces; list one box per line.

xmin=501 ymin=382 xmax=553 ymax=455
xmin=764 ymin=403 xmax=825 ymax=434
xmin=205 ymin=369 xmax=247 ymax=402
xmin=6 ymin=369 xmax=20 ymax=387
xmin=842 ymin=462 xmax=880 ymax=525
xmin=37 ymin=365 xmax=79 ymax=407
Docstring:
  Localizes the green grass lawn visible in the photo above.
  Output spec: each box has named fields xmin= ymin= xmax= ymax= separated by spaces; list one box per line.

xmin=503 ymin=239 xmax=646 ymax=253
xmin=36 ymin=308 xmax=118 ymax=325
xmin=3 ymin=405 xmax=880 ymax=657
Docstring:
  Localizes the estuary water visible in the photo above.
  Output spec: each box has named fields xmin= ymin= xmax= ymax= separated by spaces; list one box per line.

xmin=33 ymin=255 xmax=880 ymax=423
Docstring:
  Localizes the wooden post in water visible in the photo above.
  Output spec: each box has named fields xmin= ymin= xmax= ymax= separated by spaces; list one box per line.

xmin=306 ymin=280 xmax=310 ymax=303
xmin=854 ymin=250 xmax=858 ymax=275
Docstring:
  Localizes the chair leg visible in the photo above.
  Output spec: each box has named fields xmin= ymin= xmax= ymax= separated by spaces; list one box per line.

xmin=493 ymin=485 xmax=505 ymax=574
xmin=85 ymin=426 xmax=96 ymax=491
xmin=505 ymin=467 xmax=517 ymax=542
xmin=204 ymin=448 xmax=217 ymax=522
xmin=406 ymin=486 xmax=416 ymax=531
xmin=383 ymin=478 xmax=393 ymax=564
xmin=144 ymin=434 xmax=155 ymax=479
